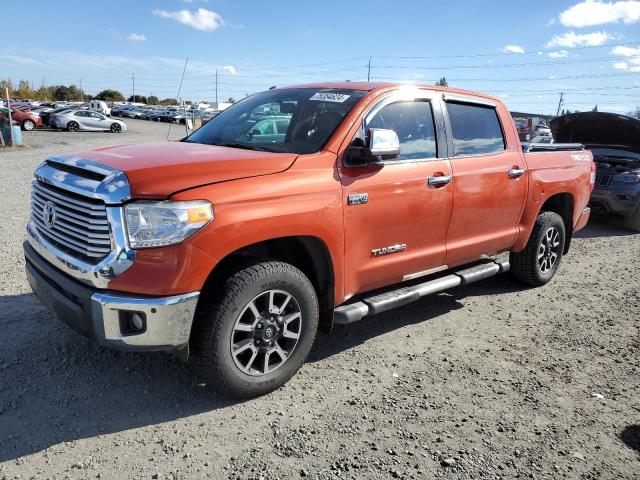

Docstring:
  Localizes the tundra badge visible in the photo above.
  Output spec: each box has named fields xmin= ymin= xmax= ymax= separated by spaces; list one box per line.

xmin=371 ymin=243 xmax=407 ymax=257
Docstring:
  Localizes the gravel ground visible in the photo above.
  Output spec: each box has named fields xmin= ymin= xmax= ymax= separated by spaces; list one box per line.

xmin=0 ymin=121 xmax=638 ymax=479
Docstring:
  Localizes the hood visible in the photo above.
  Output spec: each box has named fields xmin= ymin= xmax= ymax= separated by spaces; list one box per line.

xmin=550 ymin=112 xmax=640 ymax=155
xmin=58 ymin=141 xmax=298 ymax=198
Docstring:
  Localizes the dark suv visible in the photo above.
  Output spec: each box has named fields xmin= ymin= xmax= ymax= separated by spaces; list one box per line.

xmin=551 ymin=112 xmax=640 ymax=231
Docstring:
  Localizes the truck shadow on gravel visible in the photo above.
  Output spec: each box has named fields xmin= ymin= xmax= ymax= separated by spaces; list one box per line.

xmin=1 ymin=275 xmax=529 ymax=462
xmin=574 ymin=216 xmax=636 ymax=238
xmin=0 ymin=293 xmax=240 ymax=463
xmin=620 ymin=425 xmax=640 ymax=453
xmin=310 ymin=275 xmax=529 ymax=363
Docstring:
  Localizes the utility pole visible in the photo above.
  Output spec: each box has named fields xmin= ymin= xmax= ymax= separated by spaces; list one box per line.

xmin=367 ymin=56 xmax=372 ymax=82
xmin=555 ymin=92 xmax=564 ymax=116
xmin=215 ymin=69 xmax=218 ymax=105
xmin=132 ymin=73 xmax=135 ymax=103
xmin=79 ymin=78 xmax=84 ymax=102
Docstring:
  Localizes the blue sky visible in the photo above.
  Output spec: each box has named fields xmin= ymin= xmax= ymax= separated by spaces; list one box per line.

xmin=2 ymin=0 xmax=640 ymax=114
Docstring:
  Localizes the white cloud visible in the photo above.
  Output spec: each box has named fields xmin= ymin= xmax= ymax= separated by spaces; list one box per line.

xmin=127 ymin=33 xmax=147 ymax=42
xmin=222 ymin=65 xmax=237 ymax=75
xmin=545 ymin=31 xmax=613 ymax=47
xmin=152 ymin=8 xmax=224 ymax=31
xmin=502 ymin=45 xmax=525 ymax=54
xmin=559 ymin=0 xmax=640 ymax=27
xmin=611 ymin=45 xmax=640 ymax=56
xmin=548 ymin=50 xmax=570 ymax=58
xmin=0 ymin=54 xmax=38 ymax=65
xmin=610 ymin=45 xmax=640 ymax=71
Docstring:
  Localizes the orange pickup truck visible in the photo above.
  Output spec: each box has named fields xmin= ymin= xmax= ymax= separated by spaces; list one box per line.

xmin=24 ymin=83 xmax=594 ymax=398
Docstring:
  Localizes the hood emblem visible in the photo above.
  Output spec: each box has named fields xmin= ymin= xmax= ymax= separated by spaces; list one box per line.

xmin=42 ymin=201 xmax=57 ymax=229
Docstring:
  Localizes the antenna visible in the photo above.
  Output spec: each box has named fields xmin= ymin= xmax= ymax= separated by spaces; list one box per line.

xmin=215 ymin=69 xmax=218 ymax=104
xmin=367 ymin=56 xmax=372 ymax=82
xmin=168 ymin=57 xmax=189 ymax=140
xmin=555 ymin=92 xmax=564 ymax=116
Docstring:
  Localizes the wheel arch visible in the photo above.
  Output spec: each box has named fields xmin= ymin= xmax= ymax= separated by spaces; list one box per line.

xmin=196 ymin=235 xmax=336 ymax=335
xmin=539 ymin=192 xmax=574 ymax=254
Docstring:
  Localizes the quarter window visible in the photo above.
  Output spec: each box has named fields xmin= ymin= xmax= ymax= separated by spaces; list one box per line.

xmin=367 ymin=101 xmax=437 ymax=160
xmin=447 ymin=102 xmax=505 ymax=156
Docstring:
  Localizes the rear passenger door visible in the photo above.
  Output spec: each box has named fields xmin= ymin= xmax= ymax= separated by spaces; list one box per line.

xmin=442 ymin=96 xmax=527 ymax=267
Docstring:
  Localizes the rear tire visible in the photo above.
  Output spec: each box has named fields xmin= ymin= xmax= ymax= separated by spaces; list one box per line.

xmin=191 ymin=261 xmax=319 ymax=399
xmin=510 ymin=211 xmax=566 ymax=286
xmin=624 ymin=207 xmax=640 ymax=232
xmin=22 ymin=119 xmax=35 ymax=131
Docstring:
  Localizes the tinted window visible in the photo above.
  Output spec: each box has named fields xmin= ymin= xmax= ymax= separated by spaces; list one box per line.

xmin=447 ymin=103 xmax=505 ymax=156
xmin=368 ymin=101 xmax=437 ymax=160
xmin=253 ymin=119 xmax=274 ymax=135
xmin=275 ymin=119 xmax=290 ymax=134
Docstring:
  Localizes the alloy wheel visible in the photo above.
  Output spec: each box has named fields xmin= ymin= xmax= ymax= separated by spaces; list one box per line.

xmin=230 ymin=289 xmax=302 ymax=376
xmin=537 ymin=227 xmax=561 ymax=273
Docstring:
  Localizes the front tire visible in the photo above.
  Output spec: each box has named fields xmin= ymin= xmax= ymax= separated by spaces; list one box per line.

xmin=510 ymin=211 xmax=566 ymax=286
xmin=110 ymin=123 xmax=121 ymax=133
xmin=22 ymin=119 xmax=35 ymax=131
xmin=624 ymin=207 xmax=640 ymax=232
xmin=192 ymin=262 xmax=319 ymax=399
xmin=67 ymin=121 xmax=79 ymax=132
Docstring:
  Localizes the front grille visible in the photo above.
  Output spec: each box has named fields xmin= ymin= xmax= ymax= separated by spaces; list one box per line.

xmin=596 ymin=174 xmax=612 ymax=187
xmin=30 ymin=181 xmax=111 ymax=263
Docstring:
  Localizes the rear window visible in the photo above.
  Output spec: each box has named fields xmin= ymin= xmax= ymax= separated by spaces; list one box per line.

xmin=447 ymin=103 xmax=505 ymax=156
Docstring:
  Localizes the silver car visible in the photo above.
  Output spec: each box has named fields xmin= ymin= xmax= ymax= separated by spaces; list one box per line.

xmin=52 ymin=110 xmax=127 ymax=133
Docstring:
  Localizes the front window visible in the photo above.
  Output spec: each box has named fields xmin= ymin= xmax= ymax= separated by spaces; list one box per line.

xmin=367 ymin=100 xmax=437 ymax=161
xmin=185 ymin=88 xmax=366 ymax=154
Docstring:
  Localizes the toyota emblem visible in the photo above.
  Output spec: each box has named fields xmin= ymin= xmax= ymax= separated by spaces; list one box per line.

xmin=42 ymin=201 xmax=56 ymax=228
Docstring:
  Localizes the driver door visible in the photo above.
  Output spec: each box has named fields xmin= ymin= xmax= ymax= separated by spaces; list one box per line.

xmin=338 ymin=92 xmax=453 ymax=297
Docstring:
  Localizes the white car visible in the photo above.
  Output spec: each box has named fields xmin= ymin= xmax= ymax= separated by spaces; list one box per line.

xmin=89 ymin=100 xmax=111 ymax=116
xmin=52 ymin=110 xmax=127 ymax=133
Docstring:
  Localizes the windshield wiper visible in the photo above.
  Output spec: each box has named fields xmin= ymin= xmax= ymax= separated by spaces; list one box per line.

xmin=215 ymin=142 xmax=271 ymax=152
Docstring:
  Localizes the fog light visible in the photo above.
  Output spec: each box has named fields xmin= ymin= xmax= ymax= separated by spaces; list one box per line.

xmin=119 ymin=311 xmax=147 ymax=335
xmin=131 ymin=313 xmax=145 ymax=330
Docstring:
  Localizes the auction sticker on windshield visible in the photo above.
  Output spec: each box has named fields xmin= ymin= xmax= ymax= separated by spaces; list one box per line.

xmin=309 ymin=92 xmax=351 ymax=103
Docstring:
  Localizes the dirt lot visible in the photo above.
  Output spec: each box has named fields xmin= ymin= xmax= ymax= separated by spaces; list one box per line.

xmin=0 ymin=121 xmax=638 ymax=479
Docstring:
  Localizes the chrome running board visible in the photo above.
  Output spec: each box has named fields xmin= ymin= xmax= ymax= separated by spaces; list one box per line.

xmin=333 ymin=259 xmax=510 ymax=325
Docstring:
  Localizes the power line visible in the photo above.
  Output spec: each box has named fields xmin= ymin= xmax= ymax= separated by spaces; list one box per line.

xmin=370 ymin=40 xmax=640 ymax=59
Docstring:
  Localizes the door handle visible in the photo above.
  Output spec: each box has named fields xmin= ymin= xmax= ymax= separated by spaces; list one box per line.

xmin=428 ymin=174 xmax=453 ymax=187
xmin=508 ymin=167 xmax=527 ymax=179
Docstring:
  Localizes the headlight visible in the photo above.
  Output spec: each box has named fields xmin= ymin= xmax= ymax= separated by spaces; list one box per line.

xmin=613 ymin=172 xmax=640 ymax=183
xmin=125 ymin=200 xmax=213 ymax=248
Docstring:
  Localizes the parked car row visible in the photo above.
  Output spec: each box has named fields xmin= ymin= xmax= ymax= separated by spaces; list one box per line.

xmin=8 ymin=103 xmax=126 ymax=133
xmin=111 ymin=104 xmax=222 ymax=125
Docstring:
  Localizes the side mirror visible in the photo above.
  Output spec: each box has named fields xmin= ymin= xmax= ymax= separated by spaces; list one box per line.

xmin=346 ymin=128 xmax=400 ymax=166
xmin=368 ymin=128 xmax=400 ymax=158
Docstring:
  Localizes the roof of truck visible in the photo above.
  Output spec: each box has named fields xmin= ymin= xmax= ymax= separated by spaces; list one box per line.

xmin=281 ymin=82 xmax=502 ymax=103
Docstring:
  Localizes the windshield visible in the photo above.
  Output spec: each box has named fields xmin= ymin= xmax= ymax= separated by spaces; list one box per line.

xmin=185 ymin=88 xmax=365 ymax=154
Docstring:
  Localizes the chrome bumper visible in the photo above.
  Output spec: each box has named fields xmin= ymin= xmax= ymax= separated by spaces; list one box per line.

xmin=92 ymin=291 xmax=199 ymax=350
xmin=25 ymin=241 xmax=199 ymax=352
